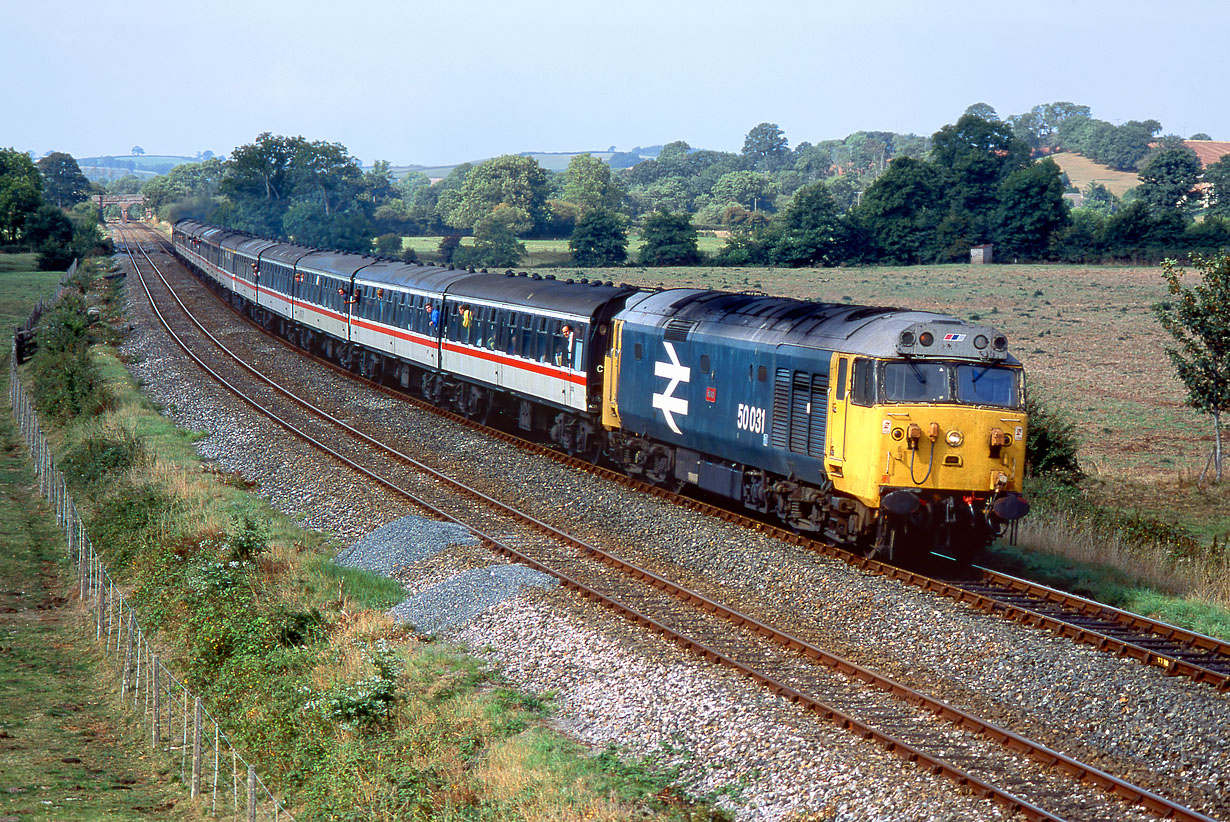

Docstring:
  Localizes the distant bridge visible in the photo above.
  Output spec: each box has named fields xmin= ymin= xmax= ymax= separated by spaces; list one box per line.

xmin=96 ymin=194 xmax=148 ymax=222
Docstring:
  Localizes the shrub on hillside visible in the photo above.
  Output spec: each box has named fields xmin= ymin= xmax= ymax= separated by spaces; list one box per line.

xmin=29 ymin=294 xmax=110 ymax=423
xmin=1025 ymin=395 xmax=1083 ymax=483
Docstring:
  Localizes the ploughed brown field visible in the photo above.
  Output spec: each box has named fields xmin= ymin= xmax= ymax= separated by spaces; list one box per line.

xmin=542 ymin=261 xmax=1230 ymax=539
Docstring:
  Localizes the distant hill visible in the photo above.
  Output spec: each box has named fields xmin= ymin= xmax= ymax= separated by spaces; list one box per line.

xmin=77 ymin=154 xmax=202 ymax=182
xmin=388 ymin=149 xmax=656 ymax=182
xmin=1048 ymin=152 xmax=1140 ymax=197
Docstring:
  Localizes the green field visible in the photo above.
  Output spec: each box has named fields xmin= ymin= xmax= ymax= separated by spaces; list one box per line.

xmin=400 ymin=234 xmax=727 ymax=267
xmin=0 ymin=256 xmax=65 ymax=330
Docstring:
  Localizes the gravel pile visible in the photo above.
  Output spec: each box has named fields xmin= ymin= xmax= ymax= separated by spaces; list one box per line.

xmin=114 ymin=258 xmax=1229 ymax=821
xmin=388 ymin=564 xmax=557 ymax=633
xmin=334 ymin=514 xmax=478 ymax=574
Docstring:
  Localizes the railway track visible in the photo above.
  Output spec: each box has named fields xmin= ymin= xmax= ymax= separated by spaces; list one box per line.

xmin=112 ymin=222 xmax=1223 ymax=822
xmin=132 ymin=224 xmax=1230 ymax=695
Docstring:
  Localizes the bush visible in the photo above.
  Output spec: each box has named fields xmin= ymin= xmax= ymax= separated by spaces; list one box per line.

xmin=569 ymin=207 xmax=628 ymax=267
xmin=374 ymin=234 xmax=402 ymax=256
xmin=1025 ymin=395 xmax=1083 ymax=483
xmin=638 ymin=210 xmax=701 ymax=266
xmin=62 ymin=424 xmax=145 ymax=490
xmin=28 ymin=294 xmax=110 ymax=423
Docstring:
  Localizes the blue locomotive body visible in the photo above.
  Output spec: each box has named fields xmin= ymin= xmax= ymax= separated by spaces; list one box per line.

xmin=610 ymin=289 xmax=838 ymax=500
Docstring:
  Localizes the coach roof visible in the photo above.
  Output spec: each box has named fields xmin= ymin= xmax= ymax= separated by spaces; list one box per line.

xmin=444 ymin=271 xmax=638 ymax=317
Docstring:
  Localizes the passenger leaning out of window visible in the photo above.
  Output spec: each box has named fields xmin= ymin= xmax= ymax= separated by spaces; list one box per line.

xmin=556 ymin=325 xmax=575 ymax=367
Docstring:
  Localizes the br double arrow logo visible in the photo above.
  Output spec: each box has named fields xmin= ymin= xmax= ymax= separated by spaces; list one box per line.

xmin=652 ymin=341 xmax=690 ymax=435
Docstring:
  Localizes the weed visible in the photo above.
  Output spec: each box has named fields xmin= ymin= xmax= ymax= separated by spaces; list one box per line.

xmin=62 ymin=421 xmax=146 ymax=490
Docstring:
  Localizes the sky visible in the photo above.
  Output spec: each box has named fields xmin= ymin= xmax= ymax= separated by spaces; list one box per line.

xmin=6 ymin=0 xmax=1227 ymax=167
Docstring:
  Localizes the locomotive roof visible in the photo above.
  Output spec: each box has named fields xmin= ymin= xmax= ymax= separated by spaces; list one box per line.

xmin=622 ymin=288 xmax=1019 ymax=364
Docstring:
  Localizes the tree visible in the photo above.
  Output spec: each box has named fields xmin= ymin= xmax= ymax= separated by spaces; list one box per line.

xmin=0 ymin=148 xmax=43 ymax=244
xmin=223 ymin=133 xmax=302 ymax=234
xmin=710 ymin=170 xmax=776 ymax=212
xmin=764 ymin=181 xmax=845 ymax=266
xmin=359 ymin=160 xmax=398 ymax=208
xmin=1099 ymin=120 xmax=1162 ymax=171
xmin=37 ymin=152 xmax=91 ymax=208
xmin=853 ymin=157 xmax=948 ymax=264
xmin=24 ymin=204 xmax=73 ymax=247
xmin=562 ymin=153 xmax=623 ymax=212
xmin=742 ymin=123 xmax=790 ymax=170
xmin=107 ymin=175 xmax=144 ymax=195
xmin=964 ymin=102 xmax=999 ymax=121
xmin=994 ymin=158 xmax=1070 ymax=259
xmin=638 ymin=211 xmax=700 ymax=266
xmin=630 ymin=177 xmax=692 ymax=216
xmin=281 ymin=200 xmax=373 ymax=253
xmin=1100 ymin=200 xmax=1161 ymax=259
xmin=455 ymin=215 xmax=525 ymax=269
xmin=131 ymin=146 xmax=145 ymax=156
xmin=1202 ymin=155 xmax=1230 ymax=218
xmin=931 ymin=114 xmax=1032 ymax=240
xmin=443 ymin=155 xmax=549 ymax=235
xmin=142 ymin=157 xmax=224 ymax=221
xmin=569 ymin=208 xmax=627 ymax=267
xmin=1081 ymin=182 xmax=1116 ymax=215
xmin=290 ymin=139 xmax=364 ymax=217
xmin=1136 ymin=146 xmax=1202 ymax=211
xmin=1153 ymin=253 xmax=1230 ymax=482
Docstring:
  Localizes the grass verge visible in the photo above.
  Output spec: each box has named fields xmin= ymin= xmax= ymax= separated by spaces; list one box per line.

xmin=0 ymin=359 xmax=204 ymax=820
xmin=987 ymin=475 xmax=1230 ymax=639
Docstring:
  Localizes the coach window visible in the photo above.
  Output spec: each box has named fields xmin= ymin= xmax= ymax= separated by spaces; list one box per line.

xmin=520 ymin=314 xmax=536 ymax=360
xmin=572 ymin=325 xmax=584 ymax=370
xmin=505 ymin=312 xmax=519 ymax=355
xmin=535 ymin=317 xmax=551 ymax=363
xmin=851 ymin=358 xmax=876 ymax=406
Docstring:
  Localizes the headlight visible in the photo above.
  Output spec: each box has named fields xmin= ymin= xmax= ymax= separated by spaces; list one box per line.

xmin=945 ymin=430 xmax=964 ymax=447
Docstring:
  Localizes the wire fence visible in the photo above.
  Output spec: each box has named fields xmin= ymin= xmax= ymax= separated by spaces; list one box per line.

xmin=9 ymin=328 xmax=295 ymax=821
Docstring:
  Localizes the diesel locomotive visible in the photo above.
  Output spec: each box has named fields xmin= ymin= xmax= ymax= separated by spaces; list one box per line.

xmin=172 ymin=219 xmax=1029 ymax=563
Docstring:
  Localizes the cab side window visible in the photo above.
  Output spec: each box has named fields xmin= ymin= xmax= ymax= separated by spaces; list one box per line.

xmin=851 ymin=359 xmax=876 ymax=406
xmin=835 ymin=358 xmax=848 ymax=401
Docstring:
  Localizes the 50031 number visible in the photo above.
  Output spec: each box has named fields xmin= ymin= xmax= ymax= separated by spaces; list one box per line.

xmin=737 ymin=403 xmax=766 ymax=434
